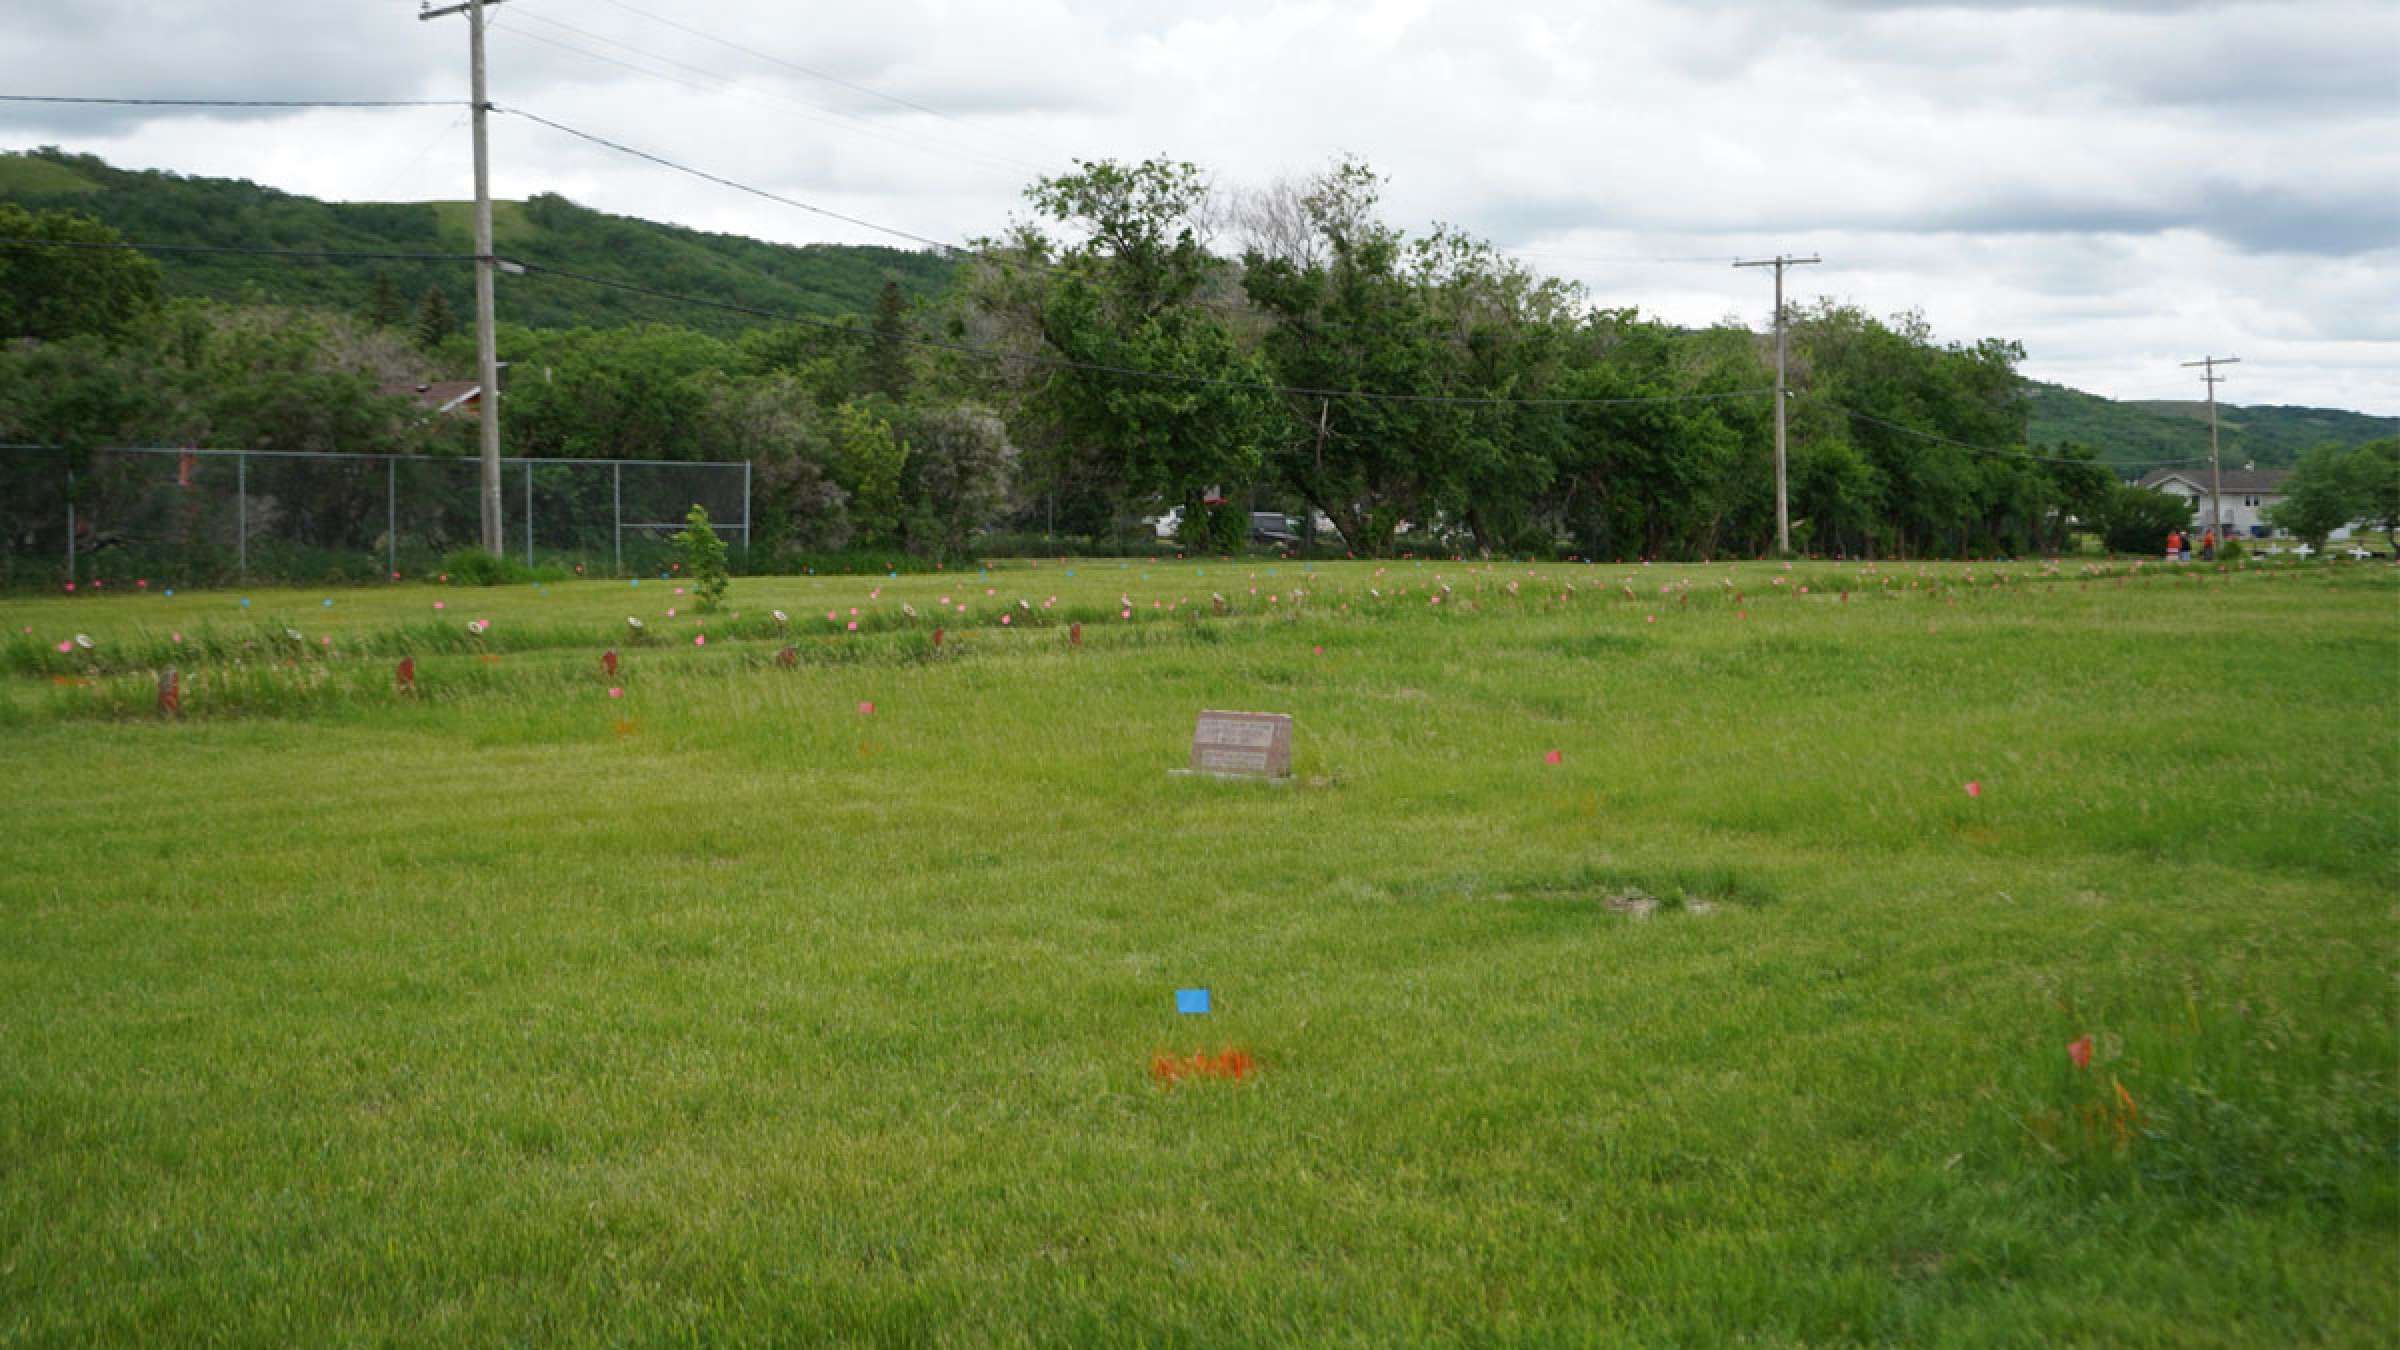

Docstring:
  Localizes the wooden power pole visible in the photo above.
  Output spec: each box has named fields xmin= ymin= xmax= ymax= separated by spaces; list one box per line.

xmin=2181 ymin=355 xmax=2239 ymax=547
xmin=421 ymin=0 xmax=508 ymax=556
xmin=1735 ymin=253 xmax=1820 ymax=555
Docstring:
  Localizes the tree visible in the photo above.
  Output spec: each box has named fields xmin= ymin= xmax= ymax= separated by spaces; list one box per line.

xmin=1016 ymin=158 xmax=1277 ymax=548
xmin=2266 ymin=444 xmax=2361 ymax=551
xmin=2097 ymin=484 xmax=2194 ymax=556
xmin=415 ymin=285 xmax=457 ymax=352
xmin=901 ymin=404 xmax=1015 ymax=561
xmin=671 ymin=504 xmax=730 ymax=609
xmin=366 ymin=272 xmax=405 ymax=330
xmin=0 ymin=204 xmax=163 ymax=340
xmin=866 ymin=280 xmax=910 ymax=400
xmin=2338 ymin=437 xmax=2399 ymax=551
xmin=1243 ymin=160 xmax=1472 ymax=556
xmin=831 ymin=398 xmax=907 ymax=545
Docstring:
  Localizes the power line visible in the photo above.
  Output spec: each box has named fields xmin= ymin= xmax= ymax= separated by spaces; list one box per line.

xmin=495 ymin=8 xmax=1042 ymax=177
xmin=577 ymin=0 xmax=1068 ymax=167
xmin=0 ymin=94 xmax=463 ymax=109
xmin=502 ymin=106 xmax=969 ymax=253
xmin=511 ymin=258 xmax=1776 ymax=410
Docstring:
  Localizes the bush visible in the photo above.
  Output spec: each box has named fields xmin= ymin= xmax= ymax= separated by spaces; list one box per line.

xmin=2097 ymin=486 xmax=2194 ymax=556
xmin=671 ymin=504 xmax=730 ymax=611
xmin=436 ymin=548 xmax=565 ymax=587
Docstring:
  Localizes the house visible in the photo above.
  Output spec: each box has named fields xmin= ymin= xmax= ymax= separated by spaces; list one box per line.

xmin=2136 ymin=465 xmax=2306 ymax=539
xmin=379 ymin=380 xmax=483 ymax=417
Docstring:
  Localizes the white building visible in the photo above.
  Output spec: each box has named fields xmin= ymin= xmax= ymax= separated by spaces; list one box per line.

xmin=2137 ymin=467 xmax=2291 ymax=539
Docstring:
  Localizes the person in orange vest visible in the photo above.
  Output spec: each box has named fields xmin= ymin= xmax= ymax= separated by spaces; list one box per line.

xmin=2201 ymin=526 xmax=2217 ymax=560
xmin=2166 ymin=529 xmax=2183 ymax=561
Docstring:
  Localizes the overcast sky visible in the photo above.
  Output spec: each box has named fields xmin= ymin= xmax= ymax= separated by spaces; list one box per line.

xmin=6 ymin=0 xmax=2396 ymax=412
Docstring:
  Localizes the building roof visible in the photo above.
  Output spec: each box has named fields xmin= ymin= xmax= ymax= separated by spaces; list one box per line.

xmin=2137 ymin=466 xmax=2291 ymax=494
xmin=379 ymin=380 xmax=481 ymax=415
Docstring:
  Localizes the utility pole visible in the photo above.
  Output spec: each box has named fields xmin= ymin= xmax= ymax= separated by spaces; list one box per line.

xmin=1734 ymin=253 xmax=1820 ymax=555
xmin=2181 ymin=355 xmax=2239 ymax=550
xmin=422 ymin=0 xmax=508 ymax=555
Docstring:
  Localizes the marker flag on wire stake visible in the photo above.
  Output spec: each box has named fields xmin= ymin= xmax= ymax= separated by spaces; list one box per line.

xmin=1176 ymin=988 xmax=1211 ymax=1015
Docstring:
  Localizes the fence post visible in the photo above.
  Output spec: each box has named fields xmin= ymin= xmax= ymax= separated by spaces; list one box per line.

xmin=524 ymin=460 xmax=533 ymax=568
xmin=613 ymin=461 xmax=622 ymax=577
xmin=64 ymin=464 xmax=75 ymax=587
xmin=237 ymin=451 xmax=247 ymax=581
xmin=387 ymin=456 xmax=398 ymax=579
xmin=742 ymin=458 xmax=753 ymax=564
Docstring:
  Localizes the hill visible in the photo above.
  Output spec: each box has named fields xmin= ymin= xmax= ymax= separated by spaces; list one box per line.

xmin=2024 ymin=380 xmax=2397 ymax=471
xmin=0 ymin=148 xmax=958 ymax=334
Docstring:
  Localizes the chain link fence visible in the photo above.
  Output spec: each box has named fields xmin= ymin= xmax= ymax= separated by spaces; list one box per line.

xmin=2 ymin=445 xmax=750 ymax=587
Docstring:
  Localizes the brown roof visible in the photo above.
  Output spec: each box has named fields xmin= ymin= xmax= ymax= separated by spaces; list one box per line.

xmin=379 ymin=380 xmax=481 ymax=414
xmin=2137 ymin=467 xmax=2291 ymax=494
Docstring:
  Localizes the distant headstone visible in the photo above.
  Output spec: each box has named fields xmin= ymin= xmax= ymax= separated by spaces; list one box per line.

xmin=602 ymin=648 xmax=618 ymax=676
xmin=1188 ymin=710 xmax=1293 ymax=779
xmin=157 ymin=667 xmax=180 ymax=718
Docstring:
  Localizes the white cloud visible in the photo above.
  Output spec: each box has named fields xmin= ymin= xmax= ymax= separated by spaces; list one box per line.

xmin=3 ymin=0 xmax=2394 ymax=411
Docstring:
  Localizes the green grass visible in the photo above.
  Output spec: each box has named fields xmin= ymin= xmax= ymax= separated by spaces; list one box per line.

xmin=2 ymin=558 xmax=2395 ymax=1343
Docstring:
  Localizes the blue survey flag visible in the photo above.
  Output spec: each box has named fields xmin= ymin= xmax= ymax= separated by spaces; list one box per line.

xmin=1175 ymin=988 xmax=1211 ymax=1015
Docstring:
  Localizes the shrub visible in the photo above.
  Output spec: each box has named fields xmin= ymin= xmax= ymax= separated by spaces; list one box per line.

xmin=440 ymin=547 xmax=531 ymax=587
xmin=672 ymin=504 xmax=731 ymax=611
xmin=2097 ymin=486 xmax=2194 ymax=556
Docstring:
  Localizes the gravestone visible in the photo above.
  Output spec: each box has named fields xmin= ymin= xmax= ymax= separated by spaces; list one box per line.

xmin=1187 ymin=710 xmax=1293 ymax=779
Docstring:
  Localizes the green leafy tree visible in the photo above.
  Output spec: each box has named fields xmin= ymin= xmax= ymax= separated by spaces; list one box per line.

xmin=901 ymin=404 xmax=1015 ymax=561
xmin=2266 ymin=444 xmax=2362 ymax=551
xmin=0 ymin=204 xmax=162 ymax=340
xmin=2097 ymin=484 xmax=2195 ymax=556
xmin=1017 ymin=158 xmax=1277 ymax=549
xmin=415 ymin=285 xmax=457 ymax=352
xmin=2338 ymin=437 xmax=2399 ymax=551
xmin=831 ymin=398 xmax=907 ymax=545
xmin=671 ymin=504 xmax=731 ymax=609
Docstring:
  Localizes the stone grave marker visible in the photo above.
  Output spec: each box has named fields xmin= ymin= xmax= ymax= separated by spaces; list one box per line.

xmin=1185 ymin=709 xmax=1293 ymax=779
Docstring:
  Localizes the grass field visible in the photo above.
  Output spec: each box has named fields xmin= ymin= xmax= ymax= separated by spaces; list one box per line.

xmin=2 ymin=557 xmax=2395 ymax=1343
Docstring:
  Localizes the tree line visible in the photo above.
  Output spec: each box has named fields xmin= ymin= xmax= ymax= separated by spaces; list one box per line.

xmin=2 ymin=159 xmax=2233 ymax=575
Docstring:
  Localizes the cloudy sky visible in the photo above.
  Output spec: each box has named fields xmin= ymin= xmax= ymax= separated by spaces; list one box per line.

xmin=7 ymin=0 xmax=2397 ymax=411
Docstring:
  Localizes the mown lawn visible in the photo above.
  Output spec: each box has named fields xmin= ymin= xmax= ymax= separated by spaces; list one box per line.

xmin=2 ymin=558 xmax=2394 ymax=1343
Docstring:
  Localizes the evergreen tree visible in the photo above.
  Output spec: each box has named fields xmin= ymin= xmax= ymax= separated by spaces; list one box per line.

xmin=366 ymin=272 xmax=404 ymax=330
xmin=866 ymin=279 xmax=910 ymax=399
xmin=414 ymin=285 xmax=457 ymax=351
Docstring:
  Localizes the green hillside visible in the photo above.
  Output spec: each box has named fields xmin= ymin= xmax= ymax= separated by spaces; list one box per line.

xmin=0 ymin=148 xmax=957 ymax=334
xmin=2024 ymin=380 xmax=2397 ymax=471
